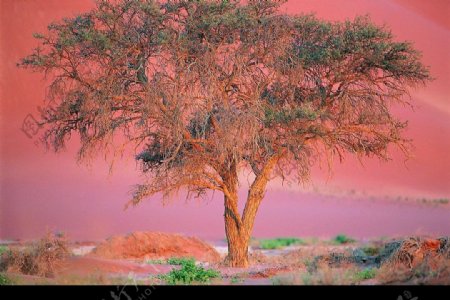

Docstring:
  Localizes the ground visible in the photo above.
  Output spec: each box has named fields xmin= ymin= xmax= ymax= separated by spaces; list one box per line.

xmin=1 ymin=232 xmax=448 ymax=285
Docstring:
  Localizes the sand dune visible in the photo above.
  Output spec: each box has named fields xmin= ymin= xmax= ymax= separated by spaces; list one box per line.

xmin=1 ymin=0 xmax=449 ymax=241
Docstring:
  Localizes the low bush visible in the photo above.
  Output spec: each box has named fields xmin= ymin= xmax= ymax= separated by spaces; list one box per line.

xmin=0 ymin=246 xmax=9 ymax=256
xmin=354 ymin=268 xmax=377 ymax=281
xmin=0 ymin=273 xmax=12 ymax=285
xmin=259 ymin=237 xmax=305 ymax=249
xmin=333 ymin=234 xmax=356 ymax=245
xmin=3 ymin=232 xmax=69 ymax=277
xmin=166 ymin=257 xmax=194 ymax=265
xmin=158 ymin=258 xmax=220 ymax=284
xmin=361 ymin=246 xmax=380 ymax=256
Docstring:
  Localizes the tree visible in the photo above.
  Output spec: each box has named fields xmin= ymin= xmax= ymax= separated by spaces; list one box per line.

xmin=19 ymin=0 xmax=430 ymax=267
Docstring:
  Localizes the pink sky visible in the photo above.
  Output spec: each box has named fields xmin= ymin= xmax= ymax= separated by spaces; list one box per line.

xmin=1 ymin=0 xmax=449 ymax=241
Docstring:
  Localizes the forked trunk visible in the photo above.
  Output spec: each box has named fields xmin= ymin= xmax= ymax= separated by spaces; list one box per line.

xmin=224 ymin=198 xmax=249 ymax=267
xmin=222 ymin=153 xmax=281 ymax=267
xmin=222 ymin=162 xmax=250 ymax=268
xmin=223 ymin=190 xmax=264 ymax=267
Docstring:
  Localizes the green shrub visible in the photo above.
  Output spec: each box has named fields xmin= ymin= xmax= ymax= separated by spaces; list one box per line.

xmin=0 ymin=246 xmax=8 ymax=256
xmin=0 ymin=273 xmax=12 ymax=285
xmin=145 ymin=257 xmax=195 ymax=265
xmin=333 ymin=234 xmax=356 ymax=245
xmin=355 ymin=268 xmax=377 ymax=280
xmin=230 ymin=275 xmax=243 ymax=284
xmin=259 ymin=237 xmax=305 ymax=249
xmin=159 ymin=258 xmax=220 ymax=285
xmin=166 ymin=257 xmax=195 ymax=265
xmin=361 ymin=246 xmax=380 ymax=256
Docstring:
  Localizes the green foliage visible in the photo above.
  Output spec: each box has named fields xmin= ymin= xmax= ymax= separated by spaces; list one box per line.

xmin=145 ymin=257 xmax=200 ymax=266
xmin=333 ymin=234 xmax=356 ymax=245
xmin=166 ymin=257 xmax=195 ymax=265
xmin=301 ymin=273 xmax=313 ymax=285
xmin=259 ymin=237 xmax=305 ymax=249
xmin=264 ymin=107 xmax=318 ymax=126
xmin=354 ymin=268 xmax=377 ymax=281
xmin=0 ymin=273 xmax=12 ymax=285
xmin=291 ymin=15 xmax=428 ymax=80
xmin=303 ymin=258 xmax=317 ymax=273
xmin=0 ymin=246 xmax=9 ymax=256
xmin=361 ymin=246 xmax=381 ymax=256
xmin=230 ymin=275 xmax=243 ymax=284
xmin=18 ymin=0 xmax=431 ymax=170
xmin=158 ymin=258 xmax=220 ymax=285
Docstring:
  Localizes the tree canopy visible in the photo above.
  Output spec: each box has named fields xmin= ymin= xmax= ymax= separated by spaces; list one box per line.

xmin=19 ymin=0 xmax=431 ymax=266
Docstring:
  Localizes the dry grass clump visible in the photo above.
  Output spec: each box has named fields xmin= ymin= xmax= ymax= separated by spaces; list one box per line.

xmin=377 ymin=255 xmax=449 ymax=284
xmin=302 ymin=263 xmax=357 ymax=285
xmin=438 ymin=237 xmax=450 ymax=258
xmin=248 ymin=245 xmax=334 ymax=268
xmin=272 ymin=262 xmax=358 ymax=285
xmin=377 ymin=236 xmax=449 ymax=284
xmin=388 ymin=237 xmax=421 ymax=268
xmin=273 ymin=236 xmax=449 ymax=285
xmin=280 ymin=246 xmax=336 ymax=267
xmin=383 ymin=237 xmax=442 ymax=268
xmin=248 ymin=250 xmax=270 ymax=265
xmin=2 ymin=232 xmax=70 ymax=278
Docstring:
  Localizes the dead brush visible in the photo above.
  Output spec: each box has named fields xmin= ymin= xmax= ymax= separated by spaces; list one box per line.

xmin=387 ymin=237 xmax=421 ymax=268
xmin=5 ymin=232 xmax=70 ymax=277
xmin=384 ymin=237 xmax=443 ymax=268
xmin=377 ymin=255 xmax=450 ymax=284
xmin=438 ymin=237 xmax=450 ymax=258
xmin=302 ymin=262 xmax=357 ymax=285
xmin=377 ymin=236 xmax=449 ymax=284
xmin=248 ymin=250 xmax=270 ymax=265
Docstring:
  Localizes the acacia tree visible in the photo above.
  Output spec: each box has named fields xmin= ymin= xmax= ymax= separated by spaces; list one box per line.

xmin=19 ymin=0 xmax=430 ymax=267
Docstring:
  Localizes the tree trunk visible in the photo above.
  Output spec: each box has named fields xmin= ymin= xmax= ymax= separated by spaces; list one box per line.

xmin=224 ymin=196 xmax=249 ymax=267
xmin=222 ymin=152 xmax=283 ymax=267
xmin=221 ymin=159 xmax=249 ymax=267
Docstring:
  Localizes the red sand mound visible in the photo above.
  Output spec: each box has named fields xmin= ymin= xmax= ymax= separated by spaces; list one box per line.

xmin=90 ymin=232 xmax=221 ymax=263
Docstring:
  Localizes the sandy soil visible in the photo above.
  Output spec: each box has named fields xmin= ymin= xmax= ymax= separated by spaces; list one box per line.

xmin=2 ymin=234 xmax=448 ymax=285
